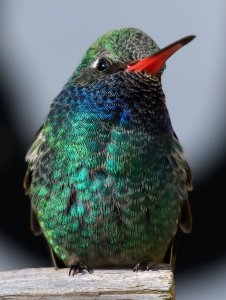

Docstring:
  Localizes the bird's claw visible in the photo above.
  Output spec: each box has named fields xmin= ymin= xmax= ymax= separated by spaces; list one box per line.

xmin=133 ymin=259 xmax=156 ymax=272
xmin=69 ymin=262 xmax=92 ymax=276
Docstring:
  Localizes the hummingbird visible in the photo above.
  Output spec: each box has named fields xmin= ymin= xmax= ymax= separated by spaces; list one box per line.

xmin=24 ymin=28 xmax=194 ymax=275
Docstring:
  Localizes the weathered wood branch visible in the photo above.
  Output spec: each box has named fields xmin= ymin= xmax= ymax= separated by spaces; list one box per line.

xmin=0 ymin=265 xmax=175 ymax=299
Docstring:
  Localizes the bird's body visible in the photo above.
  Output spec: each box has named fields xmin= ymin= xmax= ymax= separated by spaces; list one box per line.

xmin=24 ymin=28 xmax=193 ymax=271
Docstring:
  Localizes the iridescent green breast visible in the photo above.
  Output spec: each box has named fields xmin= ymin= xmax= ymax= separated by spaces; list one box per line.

xmin=29 ymin=112 xmax=186 ymax=267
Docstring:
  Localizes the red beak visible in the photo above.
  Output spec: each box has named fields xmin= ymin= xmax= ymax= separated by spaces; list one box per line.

xmin=127 ymin=35 xmax=195 ymax=75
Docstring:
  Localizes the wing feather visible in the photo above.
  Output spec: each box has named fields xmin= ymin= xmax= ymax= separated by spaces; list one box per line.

xmin=172 ymin=131 xmax=192 ymax=234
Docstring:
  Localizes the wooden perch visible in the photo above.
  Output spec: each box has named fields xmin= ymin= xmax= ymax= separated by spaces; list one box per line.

xmin=0 ymin=265 xmax=175 ymax=299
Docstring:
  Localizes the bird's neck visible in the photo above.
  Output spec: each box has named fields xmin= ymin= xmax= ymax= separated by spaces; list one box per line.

xmin=50 ymin=76 xmax=173 ymax=139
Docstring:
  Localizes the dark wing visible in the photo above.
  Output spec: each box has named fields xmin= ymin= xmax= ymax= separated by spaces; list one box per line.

xmin=172 ymin=131 xmax=193 ymax=234
xmin=165 ymin=132 xmax=193 ymax=269
xmin=24 ymin=126 xmax=44 ymax=236
xmin=165 ymin=181 xmax=192 ymax=270
xmin=180 ymin=194 xmax=192 ymax=234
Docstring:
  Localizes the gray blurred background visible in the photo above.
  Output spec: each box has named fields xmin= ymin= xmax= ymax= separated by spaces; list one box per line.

xmin=0 ymin=1 xmax=225 ymax=299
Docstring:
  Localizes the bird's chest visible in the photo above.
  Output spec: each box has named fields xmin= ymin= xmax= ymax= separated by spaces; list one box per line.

xmin=35 ymin=126 xmax=182 ymax=266
xmin=56 ymin=125 xmax=175 ymax=222
xmin=46 ymin=122 xmax=174 ymax=202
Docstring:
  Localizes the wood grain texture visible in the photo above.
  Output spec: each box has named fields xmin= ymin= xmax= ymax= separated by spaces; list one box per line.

xmin=0 ymin=265 xmax=175 ymax=299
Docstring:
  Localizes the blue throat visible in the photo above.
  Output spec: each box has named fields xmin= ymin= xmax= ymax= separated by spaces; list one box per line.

xmin=49 ymin=72 xmax=173 ymax=136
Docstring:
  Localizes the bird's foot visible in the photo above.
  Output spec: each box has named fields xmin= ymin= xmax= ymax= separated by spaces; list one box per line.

xmin=69 ymin=261 xmax=92 ymax=276
xmin=133 ymin=258 xmax=157 ymax=272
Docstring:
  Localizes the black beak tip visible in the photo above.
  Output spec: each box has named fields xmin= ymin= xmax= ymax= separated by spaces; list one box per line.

xmin=180 ymin=35 xmax=196 ymax=46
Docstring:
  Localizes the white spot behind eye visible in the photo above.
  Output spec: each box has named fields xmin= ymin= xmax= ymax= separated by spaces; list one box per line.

xmin=92 ymin=58 xmax=100 ymax=69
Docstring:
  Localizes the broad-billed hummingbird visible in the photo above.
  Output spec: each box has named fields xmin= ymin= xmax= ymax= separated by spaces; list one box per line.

xmin=24 ymin=28 xmax=195 ymax=274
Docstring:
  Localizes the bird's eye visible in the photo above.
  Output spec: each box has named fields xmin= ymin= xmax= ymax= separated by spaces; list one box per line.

xmin=92 ymin=58 xmax=110 ymax=71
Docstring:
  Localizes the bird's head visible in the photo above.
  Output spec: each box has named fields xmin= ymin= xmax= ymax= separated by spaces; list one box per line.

xmin=67 ymin=28 xmax=195 ymax=88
